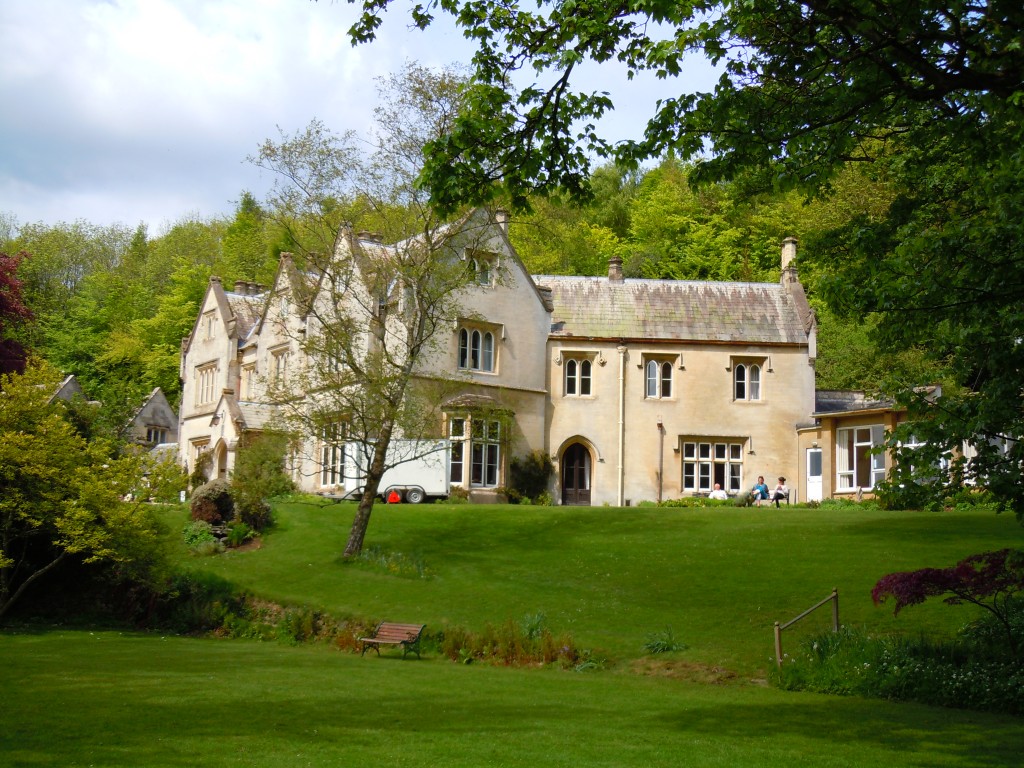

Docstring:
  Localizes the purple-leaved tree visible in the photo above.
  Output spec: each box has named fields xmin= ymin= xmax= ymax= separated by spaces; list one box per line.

xmin=872 ymin=549 xmax=1024 ymax=655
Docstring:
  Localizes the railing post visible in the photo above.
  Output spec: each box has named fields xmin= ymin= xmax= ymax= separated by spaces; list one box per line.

xmin=774 ymin=621 xmax=783 ymax=668
xmin=831 ymin=587 xmax=839 ymax=632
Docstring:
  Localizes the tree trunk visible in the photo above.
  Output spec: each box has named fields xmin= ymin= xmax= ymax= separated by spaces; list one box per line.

xmin=0 ymin=550 xmax=67 ymax=623
xmin=342 ymin=420 xmax=397 ymax=558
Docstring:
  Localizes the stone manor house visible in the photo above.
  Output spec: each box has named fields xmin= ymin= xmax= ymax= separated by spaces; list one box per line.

xmin=178 ymin=208 xmax=899 ymax=505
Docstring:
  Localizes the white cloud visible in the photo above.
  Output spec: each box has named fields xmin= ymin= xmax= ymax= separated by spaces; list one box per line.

xmin=0 ymin=0 xmax=717 ymax=234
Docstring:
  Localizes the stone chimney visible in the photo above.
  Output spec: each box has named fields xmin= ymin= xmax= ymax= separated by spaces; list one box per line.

xmin=494 ymin=208 xmax=509 ymax=233
xmin=356 ymin=231 xmax=383 ymax=243
xmin=234 ymin=280 xmax=247 ymax=294
xmin=608 ymin=255 xmax=624 ymax=284
xmin=536 ymin=285 xmax=554 ymax=312
xmin=781 ymin=236 xmax=798 ymax=272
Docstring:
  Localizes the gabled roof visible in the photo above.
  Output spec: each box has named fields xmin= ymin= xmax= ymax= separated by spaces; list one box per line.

xmin=536 ymin=276 xmax=810 ymax=344
xmin=48 ymin=374 xmax=85 ymax=404
xmin=125 ymin=387 xmax=177 ymax=428
xmin=225 ymin=291 xmax=265 ymax=344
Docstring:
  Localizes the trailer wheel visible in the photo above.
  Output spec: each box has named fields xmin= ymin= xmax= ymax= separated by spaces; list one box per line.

xmin=385 ymin=487 xmax=403 ymax=504
xmin=405 ymin=487 xmax=426 ymax=504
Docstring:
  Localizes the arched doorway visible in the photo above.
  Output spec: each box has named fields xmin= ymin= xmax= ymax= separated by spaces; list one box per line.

xmin=213 ymin=442 xmax=228 ymax=480
xmin=561 ymin=443 xmax=592 ymax=505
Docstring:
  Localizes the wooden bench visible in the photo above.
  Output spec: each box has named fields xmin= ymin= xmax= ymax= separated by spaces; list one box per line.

xmin=360 ymin=622 xmax=426 ymax=659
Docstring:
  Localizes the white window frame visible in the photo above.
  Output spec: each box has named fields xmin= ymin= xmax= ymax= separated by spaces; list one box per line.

xmin=564 ymin=357 xmax=593 ymax=397
xmin=644 ymin=359 xmax=674 ymax=399
xmin=448 ymin=415 xmax=502 ymax=488
xmin=457 ymin=326 xmax=497 ymax=373
xmin=732 ymin=360 xmax=763 ymax=402
xmin=836 ymin=425 xmax=887 ymax=490
xmin=195 ymin=363 xmax=218 ymax=406
xmin=682 ymin=440 xmax=745 ymax=493
xmin=319 ymin=422 xmax=346 ymax=487
xmin=202 ymin=310 xmax=216 ymax=340
xmin=146 ymin=426 xmax=168 ymax=444
xmin=271 ymin=347 xmax=291 ymax=386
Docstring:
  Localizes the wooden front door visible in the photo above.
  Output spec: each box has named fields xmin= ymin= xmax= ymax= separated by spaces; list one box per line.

xmin=561 ymin=443 xmax=591 ymax=505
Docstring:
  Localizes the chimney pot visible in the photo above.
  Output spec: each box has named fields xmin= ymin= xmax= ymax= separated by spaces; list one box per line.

xmin=608 ymin=255 xmax=624 ymax=283
xmin=494 ymin=208 xmax=509 ymax=233
xmin=781 ymin=237 xmax=798 ymax=272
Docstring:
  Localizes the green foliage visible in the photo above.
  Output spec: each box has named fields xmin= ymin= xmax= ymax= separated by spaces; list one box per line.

xmin=352 ymin=545 xmax=431 ymax=579
xmin=225 ymin=521 xmax=255 ymax=549
xmin=182 ymin=520 xmax=219 ymax=551
xmin=189 ymin=479 xmax=234 ymax=525
xmin=0 ymin=362 xmax=164 ymax=620
xmin=774 ymin=625 xmax=1024 ymax=716
xmin=643 ymin=626 xmax=688 ymax=654
xmin=507 ymin=450 xmax=554 ymax=504
xmin=230 ymin=432 xmax=292 ymax=531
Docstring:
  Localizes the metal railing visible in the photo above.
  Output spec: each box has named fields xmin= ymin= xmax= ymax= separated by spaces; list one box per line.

xmin=773 ymin=588 xmax=839 ymax=668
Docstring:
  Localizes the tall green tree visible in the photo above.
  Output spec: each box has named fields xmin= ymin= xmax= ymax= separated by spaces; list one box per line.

xmin=344 ymin=0 xmax=1024 ymax=514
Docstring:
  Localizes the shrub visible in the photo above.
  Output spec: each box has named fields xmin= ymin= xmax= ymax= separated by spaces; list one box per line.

xmin=773 ymin=625 xmax=1024 ymax=715
xmin=224 ymin=521 xmax=255 ymax=548
xmin=445 ymin=485 xmax=470 ymax=504
xmin=234 ymin=495 xmax=273 ymax=532
xmin=189 ymin=451 xmax=212 ymax=490
xmin=190 ymin=478 xmax=234 ymax=525
xmin=508 ymin=450 xmax=554 ymax=503
xmin=182 ymin=520 xmax=220 ymax=552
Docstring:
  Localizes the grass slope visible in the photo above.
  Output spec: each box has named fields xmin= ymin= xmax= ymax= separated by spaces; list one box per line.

xmin=170 ymin=500 xmax=1023 ymax=674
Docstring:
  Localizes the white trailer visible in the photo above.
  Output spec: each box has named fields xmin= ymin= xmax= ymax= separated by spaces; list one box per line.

xmin=343 ymin=439 xmax=451 ymax=504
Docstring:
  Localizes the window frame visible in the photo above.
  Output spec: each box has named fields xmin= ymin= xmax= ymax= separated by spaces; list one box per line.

xmin=195 ymin=363 xmax=218 ymax=407
xmin=563 ymin=356 xmax=594 ymax=397
xmin=319 ymin=421 xmax=346 ymax=488
xmin=644 ymin=358 xmax=674 ymax=400
xmin=732 ymin=358 xmax=764 ymax=402
xmin=836 ymin=425 xmax=887 ymax=490
xmin=447 ymin=414 xmax=502 ymax=488
xmin=457 ymin=324 xmax=498 ymax=373
xmin=681 ymin=439 xmax=745 ymax=494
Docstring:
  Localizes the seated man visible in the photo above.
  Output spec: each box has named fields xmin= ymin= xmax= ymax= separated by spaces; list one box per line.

xmin=771 ymin=477 xmax=789 ymax=507
xmin=709 ymin=483 xmax=728 ymax=500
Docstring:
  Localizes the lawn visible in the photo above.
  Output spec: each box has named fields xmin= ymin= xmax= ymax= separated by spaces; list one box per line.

xmin=2 ymin=630 xmax=1022 ymax=767
xmin=2 ymin=500 xmax=1023 ymax=767
xmin=168 ymin=499 xmax=1023 ymax=673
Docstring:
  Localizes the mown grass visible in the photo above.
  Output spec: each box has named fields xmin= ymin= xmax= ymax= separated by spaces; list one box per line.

xmin=164 ymin=499 xmax=1023 ymax=675
xmin=2 ymin=630 xmax=1022 ymax=767
xmin=3 ymin=501 xmax=1023 ymax=767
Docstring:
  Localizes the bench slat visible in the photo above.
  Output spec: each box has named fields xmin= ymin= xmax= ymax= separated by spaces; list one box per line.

xmin=359 ymin=621 xmax=426 ymax=659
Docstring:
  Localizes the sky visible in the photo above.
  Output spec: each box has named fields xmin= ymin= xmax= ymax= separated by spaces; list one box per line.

xmin=0 ymin=0 xmax=718 ymax=235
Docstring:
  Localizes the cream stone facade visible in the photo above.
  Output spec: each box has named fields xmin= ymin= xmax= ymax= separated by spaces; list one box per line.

xmin=125 ymin=387 xmax=178 ymax=447
xmin=178 ymin=210 xmax=841 ymax=504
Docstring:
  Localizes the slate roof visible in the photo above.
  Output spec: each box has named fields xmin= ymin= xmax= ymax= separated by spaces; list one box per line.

xmin=814 ymin=390 xmax=893 ymax=416
xmin=535 ymin=276 xmax=810 ymax=344
xmin=224 ymin=291 xmax=265 ymax=344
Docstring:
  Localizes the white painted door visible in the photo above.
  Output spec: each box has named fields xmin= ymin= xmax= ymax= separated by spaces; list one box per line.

xmin=806 ymin=448 xmax=823 ymax=502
